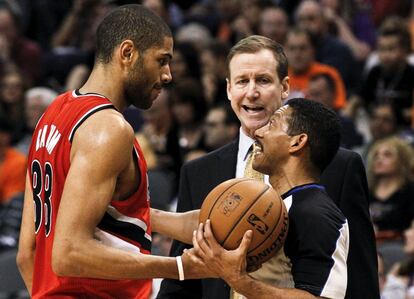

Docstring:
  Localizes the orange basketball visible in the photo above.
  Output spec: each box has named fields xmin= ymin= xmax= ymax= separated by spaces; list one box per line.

xmin=199 ymin=178 xmax=289 ymax=267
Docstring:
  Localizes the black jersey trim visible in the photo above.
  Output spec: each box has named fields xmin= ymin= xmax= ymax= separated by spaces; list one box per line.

xmin=68 ymin=104 xmax=115 ymax=143
xmin=73 ymin=89 xmax=107 ymax=98
xmin=97 ymin=212 xmax=152 ymax=252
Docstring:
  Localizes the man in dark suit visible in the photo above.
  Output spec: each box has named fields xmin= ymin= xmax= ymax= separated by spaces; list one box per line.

xmin=157 ymin=35 xmax=379 ymax=299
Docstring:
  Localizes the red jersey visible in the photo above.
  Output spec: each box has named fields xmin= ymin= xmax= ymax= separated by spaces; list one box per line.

xmin=27 ymin=90 xmax=152 ymax=298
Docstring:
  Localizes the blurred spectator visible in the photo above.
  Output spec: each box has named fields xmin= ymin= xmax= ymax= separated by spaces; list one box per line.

xmin=306 ymin=73 xmax=363 ymax=149
xmin=184 ymin=2 xmax=221 ymax=38
xmin=381 ymin=221 xmax=414 ymax=299
xmin=141 ymin=88 xmax=181 ymax=183
xmin=295 ymin=0 xmax=359 ymax=92
xmin=354 ymin=102 xmax=400 ymax=163
xmin=139 ymin=90 xmax=179 ymax=211
xmin=378 ymin=253 xmax=386 ymax=294
xmin=15 ymin=87 xmax=58 ymax=155
xmin=0 ymin=118 xmax=26 ymax=206
xmin=285 ymin=27 xmax=347 ymax=109
xmin=200 ymin=40 xmax=230 ymax=105
xmin=135 ymin=132 xmax=158 ymax=171
xmin=0 ymin=2 xmax=42 ymax=85
xmin=175 ymin=22 xmax=212 ymax=51
xmin=143 ymin=0 xmax=170 ymax=27
xmin=370 ymin=103 xmax=401 ymax=142
xmin=215 ymin=0 xmax=242 ymax=43
xmin=22 ymin=0 xmax=72 ymax=50
xmin=367 ymin=137 xmax=414 ymax=242
xmin=371 ymin=0 xmax=410 ymax=27
xmin=239 ymin=0 xmax=264 ymax=35
xmin=258 ymin=5 xmax=289 ymax=45
xmin=45 ymin=0 xmax=114 ymax=89
xmin=171 ymin=42 xmax=202 ymax=83
xmin=203 ymin=103 xmax=239 ymax=151
xmin=51 ymin=0 xmax=111 ymax=52
xmin=151 ymin=233 xmax=172 ymax=256
xmin=0 ymin=68 xmax=27 ymax=143
xmin=0 ymin=192 xmax=23 ymax=251
xmin=170 ymin=78 xmax=206 ymax=159
xmin=411 ymin=4 xmax=414 ymax=51
xmin=321 ymin=0 xmax=372 ymax=61
xmin=64 ymin=64 xmax=91 ymax=91
xmin=358 ymin=16 xmax=414 ymax=126
xmin=365 ymin=16 xmax=414 ymax=73
xmin=225 ymin=0 xmax=260 ymax=42
xmin=183 ymin=149 xmax=207 ymax=163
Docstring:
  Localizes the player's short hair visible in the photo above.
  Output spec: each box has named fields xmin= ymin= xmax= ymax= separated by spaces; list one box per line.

xmin=226 ymin=35 xmax=288 ymax=82
xmin=286 ymin=98 xmax=341 ymax=173
xmin=95 ymin=4 xmax=172 ymax=64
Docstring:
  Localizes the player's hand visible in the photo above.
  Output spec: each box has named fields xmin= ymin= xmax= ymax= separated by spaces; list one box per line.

xmin=192 ymin=220 xmax=253 ymax=285
xmin=181 ymin=247 xmax=217 ymax=279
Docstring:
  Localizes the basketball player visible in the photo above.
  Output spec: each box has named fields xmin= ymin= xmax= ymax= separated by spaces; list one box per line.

xmin=16 ymin=5 xmax=210 ymax=298
xmin=192 ymin=98 xmax=349 ymax=298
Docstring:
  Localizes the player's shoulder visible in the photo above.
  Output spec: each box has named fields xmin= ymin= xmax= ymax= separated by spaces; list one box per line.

xmin=73 ymin=108 xmax=134 ymax=149
xmin=288 ymin=189 xmax=346 ymax=232
xmin=289 ymin=188 xmax=341 ymax=217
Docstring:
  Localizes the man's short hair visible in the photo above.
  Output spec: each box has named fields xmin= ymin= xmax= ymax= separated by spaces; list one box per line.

xmin=309 ymin=73 xmax=336 ymax=94
xmin=287 ymin=27 xmax=317 ymax=50
xmin=378 ymin=17 xmax=411 ymax=53
xmin=95 ymin=4 xmax=172 ymax=64
xmin=226 ymin=35 xmax=288 ymax=82
xmin=286 ymin=98 xmax=341 ymax=173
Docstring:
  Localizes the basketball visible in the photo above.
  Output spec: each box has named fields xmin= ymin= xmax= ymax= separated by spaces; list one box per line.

xmin=199 ymin=178 xmax=289 ymax=267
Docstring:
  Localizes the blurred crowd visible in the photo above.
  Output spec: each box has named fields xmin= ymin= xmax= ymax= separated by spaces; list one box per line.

xmin=1 ymin=0 xmax=414 ymax=297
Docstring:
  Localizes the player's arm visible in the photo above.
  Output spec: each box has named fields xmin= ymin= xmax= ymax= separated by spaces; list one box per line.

xmin=192 ymin=221 xmax=324 ymax=299
xmin=151 ymin=208 xmax=199 ymax=244
xmin=16 ymin=172 xmax=36 ymax=294
xmin=51 ymin=110 xmax=209 ymax=280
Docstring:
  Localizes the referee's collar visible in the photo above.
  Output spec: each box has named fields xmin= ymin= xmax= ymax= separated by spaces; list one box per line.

xmin=282 ymin=183 xmax=325 ymax=199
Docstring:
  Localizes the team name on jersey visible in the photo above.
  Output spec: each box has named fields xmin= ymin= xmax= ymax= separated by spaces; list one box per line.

xmin=36 ymin=124 xmax=61 ymax=154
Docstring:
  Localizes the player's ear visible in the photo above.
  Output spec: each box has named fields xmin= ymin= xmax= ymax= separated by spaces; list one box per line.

xmin=119 ymin=39 xmax=137 ymax=66
xmin=289 ymin=133 xmax=307 ymax=153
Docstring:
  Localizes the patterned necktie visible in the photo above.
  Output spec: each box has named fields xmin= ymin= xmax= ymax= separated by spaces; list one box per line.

xmin=244 ymin=144 xmax=264 ymax=181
